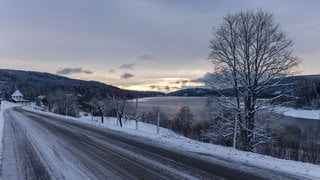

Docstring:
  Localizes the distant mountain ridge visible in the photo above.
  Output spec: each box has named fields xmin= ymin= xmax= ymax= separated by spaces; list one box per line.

xmin=0 ymin=69 xmax=164 ymax=101
xmin=167 ymin=74 xmax=320 ymax=97
xmin=167 ymin=88 xmax=213 ymax=97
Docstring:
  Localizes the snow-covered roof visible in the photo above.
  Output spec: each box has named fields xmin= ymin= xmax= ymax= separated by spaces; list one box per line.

xmin=11 ymin=90 xmax=23 ymax=97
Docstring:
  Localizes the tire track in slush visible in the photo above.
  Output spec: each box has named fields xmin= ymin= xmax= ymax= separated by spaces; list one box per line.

xmin=2 ymin=109 xmax=50 ymax=180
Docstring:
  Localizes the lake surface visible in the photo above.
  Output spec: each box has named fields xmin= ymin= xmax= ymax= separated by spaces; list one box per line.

xmin=132 ymin=96 xmax=207 ymax=121
xmin=132 ymin=96 xmax=320 ymax=130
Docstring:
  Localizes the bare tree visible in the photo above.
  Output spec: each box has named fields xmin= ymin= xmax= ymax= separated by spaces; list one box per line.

xmin=107 ymin=91 xmax=134 ymax=127
xmin=173 ymin=106 xmax=194 ymax=137
xmin=293 ymin=77 xmax=320 ymax=108
xmin=208 ymin=10 xmax=300 ymax=151
xmin=48 ymin=90 xmax=79 ymax=117
xmin=140 ymin=107 xmax=172 ymax=129
xmin=89 ymin=96 xmax=108 ymax=123
xmin=202 ymin=97 xmax=239 ymax=147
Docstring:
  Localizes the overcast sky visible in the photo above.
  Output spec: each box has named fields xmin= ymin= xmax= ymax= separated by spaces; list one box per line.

xmin=1 ymin=0 xmax=320 ymax=92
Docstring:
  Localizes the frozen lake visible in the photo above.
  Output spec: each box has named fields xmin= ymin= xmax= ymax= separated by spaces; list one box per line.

xmin=132 ymin=96 xmax=208 ymax=121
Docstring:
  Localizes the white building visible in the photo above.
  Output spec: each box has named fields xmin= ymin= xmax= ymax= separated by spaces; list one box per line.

xmin=11 ymin=90 xmax=24 ymax=102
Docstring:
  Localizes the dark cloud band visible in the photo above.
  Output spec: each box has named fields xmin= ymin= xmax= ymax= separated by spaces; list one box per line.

xmin=120 ymin=72 xmax=134 ymax=79
xmin=120 ymin=63 xmax=135 ymax=69
xmin=57 ymin=67 xmax=93 ymax=75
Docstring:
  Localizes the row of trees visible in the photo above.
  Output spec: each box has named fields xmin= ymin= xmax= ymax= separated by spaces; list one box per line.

xmin=37 ymin=89 xmax=134 ymax=127
xmin=201 ymin=103 xmax=320 ymax=164
xmin=263 ymin=125 xmax=320 ymax=164
xmin=139 ymin=103 xmax=320 ymax=164
xmin=293 ymin=77 xmax=320 ymax=108
xmin=87 ymin=93 xmax=134 ymax=126
xmin=139 ymin=106 xmax=212 ymax=141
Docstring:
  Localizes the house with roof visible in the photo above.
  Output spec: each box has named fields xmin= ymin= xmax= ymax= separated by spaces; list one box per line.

xmin=11 ymin=90 xmax=25 ymax=102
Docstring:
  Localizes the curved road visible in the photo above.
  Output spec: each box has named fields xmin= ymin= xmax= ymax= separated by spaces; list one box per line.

xmin=0 ymin=107 xmax=299 ymax=179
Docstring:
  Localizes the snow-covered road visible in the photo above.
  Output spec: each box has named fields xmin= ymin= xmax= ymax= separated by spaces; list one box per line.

xmin=1 ymin=107 xmax=230 ymax=179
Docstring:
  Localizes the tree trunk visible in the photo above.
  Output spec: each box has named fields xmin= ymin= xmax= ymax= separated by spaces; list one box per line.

xmin=99 ymin=109 xmax=104 ymax=123
xmin=118 ymin=113 xmax=123 ymax=127
xmin=243 ymin=96 xmax=255 ymax=151
xmin=247 ymin=112 xmax=255 ymax=151
xmin=101 ymin=115 xmax=104 ymax=123
xmin=232 ymin=115 xmax=237 ymax=149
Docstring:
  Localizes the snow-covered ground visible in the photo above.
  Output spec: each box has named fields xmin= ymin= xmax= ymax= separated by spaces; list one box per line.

xmin=275 ymin=107 xmax=320 ymax=120
xmin=0 ymin=101 xmax=20 ymax=169
xmin=19 ymin=105 xmax=320 ymax=179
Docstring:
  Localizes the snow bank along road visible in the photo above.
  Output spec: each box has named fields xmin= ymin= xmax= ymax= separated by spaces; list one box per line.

xmin=1 ymin=107 xmax=298 ymax=180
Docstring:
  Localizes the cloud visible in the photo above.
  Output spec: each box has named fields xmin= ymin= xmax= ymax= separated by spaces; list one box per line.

xmin=108 ymin=69 xmax=115 ymax=73
xmin=149 ymin=84 xmax=177 ymax=91
xmin=57 ymin=67 xmax=93 ymax=75
xmin=120 ymin=72 xmax=134 ymax=79
xmin=174 ymin=80 xmax=189 ymax=84
xmin=139 ymin=54 xmax=154 ymax=60
xmin=120 ymin=63 xmax=135 ymax=69
xmin=150 ymin=85 xmax=161 ymax=90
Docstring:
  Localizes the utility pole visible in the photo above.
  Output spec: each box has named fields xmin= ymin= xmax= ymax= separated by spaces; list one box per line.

xmin=135 ymin=92 xmax=139 ymax=130
xmin=157 ymin=112 xmax=160 ymax=134
xmin=65 ymin=103 xmax=68 ymax=119
xmin=91 ymin=108 xmax=94 ymax=121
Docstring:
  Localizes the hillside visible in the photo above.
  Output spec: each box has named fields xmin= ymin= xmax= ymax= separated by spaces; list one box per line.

xmin=167 ymin=88 xmax=213 ymax=97
xmin=0 ymin=69 xmax=164 ymax=101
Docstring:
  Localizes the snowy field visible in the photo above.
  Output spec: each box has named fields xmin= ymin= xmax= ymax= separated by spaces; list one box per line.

xmin=10 ymin=104 xmax=318 ymax=179
xmin=275 ymin=107 xmax=320 ymax=120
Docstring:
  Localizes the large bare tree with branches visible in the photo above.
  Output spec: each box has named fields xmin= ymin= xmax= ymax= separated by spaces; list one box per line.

xmin=208 ymin=10 xmax=300 ymax=151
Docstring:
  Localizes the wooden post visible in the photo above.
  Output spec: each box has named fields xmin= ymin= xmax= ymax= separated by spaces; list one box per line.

xmin=157 ymin=112 xmax=160 ymax=134
xmin=135 ymin=92 xmax=139 ymax=130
